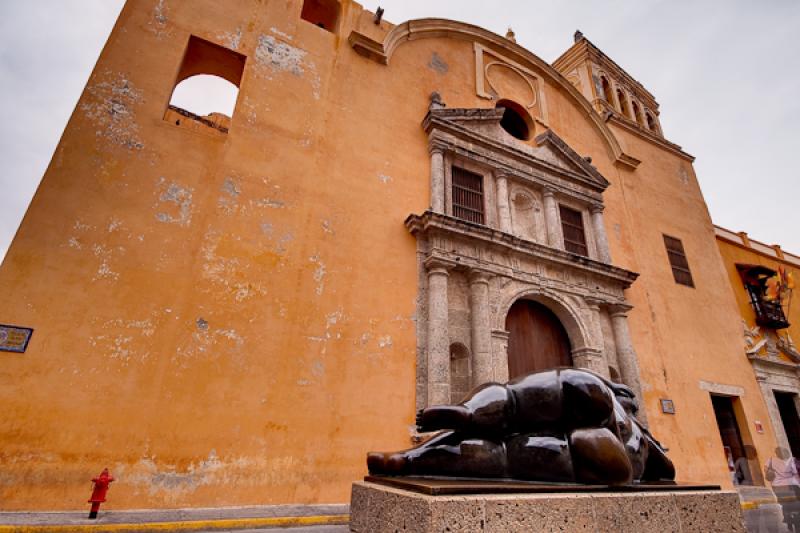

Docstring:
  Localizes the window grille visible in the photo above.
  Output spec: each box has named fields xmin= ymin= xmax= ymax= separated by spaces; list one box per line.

xmin=663 ymin=235 xmax=695 ymax=287
xmin=451 ymin=167 xmax=484 ymax=224
xmin=559 ymin=205 xmax=588 ymax=256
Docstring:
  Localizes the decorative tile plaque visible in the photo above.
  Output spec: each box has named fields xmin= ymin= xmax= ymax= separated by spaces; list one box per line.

xmin=660 ymin=398 xmax=675 ymax=414
xmin=0 ymin=324 xmax=33 ymax=353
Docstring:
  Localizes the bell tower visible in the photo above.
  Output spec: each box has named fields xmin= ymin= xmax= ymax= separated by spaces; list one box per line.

xmin=553 ymin=31 xmax=664 ymax=137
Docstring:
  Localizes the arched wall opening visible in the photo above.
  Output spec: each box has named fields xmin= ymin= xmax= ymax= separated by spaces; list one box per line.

xmin=601 ymin=76 xmax=614 ymax=104
xmin=632 ymin=101 xmax=643 ymax=126
xmin=505 ymin=299 xmax=572 ymax=378
xmin=165 ymin=36 xmax=246 ymax=133
xmin=496 ymin=99 xmax=534 ymax=141
xmin=616 ymin=89 xmax=630 ymax=118
xmin=646 ymin=112 xmax=657 ymax=132
xmin=170 ymin=75 xmax=239 ymax=119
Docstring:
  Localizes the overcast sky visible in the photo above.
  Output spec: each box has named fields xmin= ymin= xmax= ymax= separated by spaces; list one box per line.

xmin=1 ymin=1 xmax=798 ymax=263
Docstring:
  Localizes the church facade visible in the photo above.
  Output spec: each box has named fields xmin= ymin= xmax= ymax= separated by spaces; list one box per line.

xmin=0 ymin=0 xmax=780 ymax=509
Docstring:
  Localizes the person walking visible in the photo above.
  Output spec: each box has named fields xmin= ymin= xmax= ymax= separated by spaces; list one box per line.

xmin=767 ymin=447 xmax=800 ymax=532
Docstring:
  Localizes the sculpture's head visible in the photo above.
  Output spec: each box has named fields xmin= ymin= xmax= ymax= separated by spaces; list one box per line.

xmin=610 ymin=381 xmax=639 ymax=416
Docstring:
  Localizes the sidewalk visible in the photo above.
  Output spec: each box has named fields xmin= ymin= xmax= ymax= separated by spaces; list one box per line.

xmin=0 ymin=504 xmax=349 ymax=533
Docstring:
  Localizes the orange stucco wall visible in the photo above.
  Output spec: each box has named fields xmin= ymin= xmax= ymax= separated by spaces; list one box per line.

xmin=0 ymin=0 xmax=775 ymax=509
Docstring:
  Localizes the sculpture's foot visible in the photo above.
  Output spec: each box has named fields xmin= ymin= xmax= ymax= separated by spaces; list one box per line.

xmin=416 ymin=405 xmax=470 ymax=433
xmin=367 ymin=451 xmax=409 ymax=475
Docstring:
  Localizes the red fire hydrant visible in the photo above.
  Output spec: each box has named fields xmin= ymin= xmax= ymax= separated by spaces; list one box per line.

xmin=87 ymin=468 xmax=114 ymax=519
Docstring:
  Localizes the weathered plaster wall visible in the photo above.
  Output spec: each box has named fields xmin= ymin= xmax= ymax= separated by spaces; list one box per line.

xmin=604 ymin=127 xmax=778 ymax=487
xmin=0 ymin=0 xmax=763 ymax=508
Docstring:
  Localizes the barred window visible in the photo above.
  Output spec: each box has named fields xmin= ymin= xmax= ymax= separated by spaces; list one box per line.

xmin=451 ymin=167 xmax=484 ymax=224
xmin=663 ymin=235 xmax=694 ymax=287
xmin=559 ymin=205 xmax=588 ymax=256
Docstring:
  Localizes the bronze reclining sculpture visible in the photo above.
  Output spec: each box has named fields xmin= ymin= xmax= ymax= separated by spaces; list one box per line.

xmin=367 ymin=368 xmax=675 ymax=485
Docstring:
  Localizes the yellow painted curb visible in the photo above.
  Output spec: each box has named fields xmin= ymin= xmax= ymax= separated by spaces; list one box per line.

xmin=0 ymin=514 xmax=349 ymax=533
xmin=740 ymin=498 xmax=785 ymax=510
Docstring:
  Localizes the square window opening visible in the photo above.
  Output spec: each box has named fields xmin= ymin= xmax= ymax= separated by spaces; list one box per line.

xmin=301 ymin=0 xmax=340 ymax=33
xmin=663 ymin=234 xmax=694 ymax=287
xmin=559 ymin=205 xmax=588 ymax=256
xmin=451 ymin=166 xmax=485 ymax=225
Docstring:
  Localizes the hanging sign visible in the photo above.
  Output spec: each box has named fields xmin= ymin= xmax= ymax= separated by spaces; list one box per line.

xmin=0 ymin=324 xmax=33 ymax=353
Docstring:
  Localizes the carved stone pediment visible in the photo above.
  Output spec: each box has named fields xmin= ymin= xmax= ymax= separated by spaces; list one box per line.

xmin=423 ymin=107 xmax=609 ymax=198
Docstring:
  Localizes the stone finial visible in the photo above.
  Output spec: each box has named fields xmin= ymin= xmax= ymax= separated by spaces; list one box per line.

xmin=505 ymin=27 xmax=516 ymax=43
xmin=429 ymin=91 xmax=446 ymax=110
xmin=574 ymin=30 xmax=584 ymax=43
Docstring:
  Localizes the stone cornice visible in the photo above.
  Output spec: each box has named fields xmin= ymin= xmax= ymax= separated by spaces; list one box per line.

xmin=423 ymin=110 xmax=607 ymax=199
xmin=348 ymin=19 xmax=639 ymax=170
xmin=749 ymin=353 xmax=800 ymax=374
xmin=606 ymin=113 xmax=695 ymax=163
xmin=405 ymin=210 xmax=639 ymax=289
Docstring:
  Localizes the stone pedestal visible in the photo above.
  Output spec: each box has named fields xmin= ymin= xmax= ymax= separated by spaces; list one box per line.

xmin=350 ymin=481 xmax=745 ymax=533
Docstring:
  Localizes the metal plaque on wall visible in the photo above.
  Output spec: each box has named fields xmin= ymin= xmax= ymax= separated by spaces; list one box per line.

xmin=0 ymin=324 xmax=33 ymax=353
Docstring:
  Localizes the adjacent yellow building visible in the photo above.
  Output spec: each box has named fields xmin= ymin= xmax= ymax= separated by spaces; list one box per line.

xmin=0 ymin=0 xmax=786 ymax=510
xmin=715 ymin=227 xmax=800 ymax=473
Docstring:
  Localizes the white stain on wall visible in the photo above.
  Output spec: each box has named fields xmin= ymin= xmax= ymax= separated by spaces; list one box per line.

xmin=154 ymin=178 xmax=194 ymax=227
xmin=81 ymin=72 xmax=145 ymax=151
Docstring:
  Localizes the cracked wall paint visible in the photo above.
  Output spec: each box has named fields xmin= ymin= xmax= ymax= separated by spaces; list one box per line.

xmin=306 ymin=310 xmax=344 ymax=359
xmin=155 ymin=178 xmax=194 ymax=227
xmin=91 ymin=243 xmax=121 ymax=281
xmin=174 ymin=320 xmax=246 ymax=368
xmin=88 ymin=313 xmax=163 ymax=364
xmin=218 ymin=27 xmax=242 ymax=50
xmin=116 ymin=452 xmax=305 ymax=502
xmin=378 ymin=335 xmax=393 ymax=348
xmin=81 ymin=72 xmax=144 ymax=151
xmin=255 ymin=34 xmax=320 ymax=99
xmin=65 ymin=218 xmax=148 ymax=282
xmin=218 ymin=177 xmax=241 ymax=216
xmin=147 ymin=0 xmax=172 ymax=39
xmin=199 ymin=229 xmax=268 ymax=302
xmin=309 ymin=255 xmax=326 ymax=296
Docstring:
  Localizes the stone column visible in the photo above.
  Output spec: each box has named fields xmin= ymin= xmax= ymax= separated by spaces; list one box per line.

xmin=609 ymin=303 xmax=647 ymax=425
xmin=590 ymin=204 xmax=612 ymax=264
xmin=426 ymin=259 xmax=451 ymax=406
xmin=429 ymin=146 xmax=445 ymax=214
xmin=542 ymin=188 xmax=564 ymax=249
xmin=571 ymin=347 xmax=607 ymax=378
xmin=495 ymin=171 xmax=512 ymax=234
xmin=469 ymin=271 xmax=492 ymax=387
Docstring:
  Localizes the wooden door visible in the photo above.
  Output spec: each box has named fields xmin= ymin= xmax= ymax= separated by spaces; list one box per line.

xmin=505 ymin=300 xmax=572 ymax=378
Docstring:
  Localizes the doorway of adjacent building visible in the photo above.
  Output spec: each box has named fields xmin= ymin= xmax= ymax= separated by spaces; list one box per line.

xmin=711 ymin=394 xmax=746 ymax=466
xmin=775 ymin=390 xmax=800 ymax=457
xmin=505 ymin=299 xmax=572 ymax=378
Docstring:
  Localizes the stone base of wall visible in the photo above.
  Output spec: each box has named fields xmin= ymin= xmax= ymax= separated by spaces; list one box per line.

xmin=349 ymin=481 xmax=745 ymax=532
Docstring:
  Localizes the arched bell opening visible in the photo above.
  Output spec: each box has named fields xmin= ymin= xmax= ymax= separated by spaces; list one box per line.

xmin=496 ymin=99 xmax=534 ymax=141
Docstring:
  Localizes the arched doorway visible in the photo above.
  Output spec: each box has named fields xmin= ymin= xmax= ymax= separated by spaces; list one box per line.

xmin=505 ymin=299 xmax=572 ymax=378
